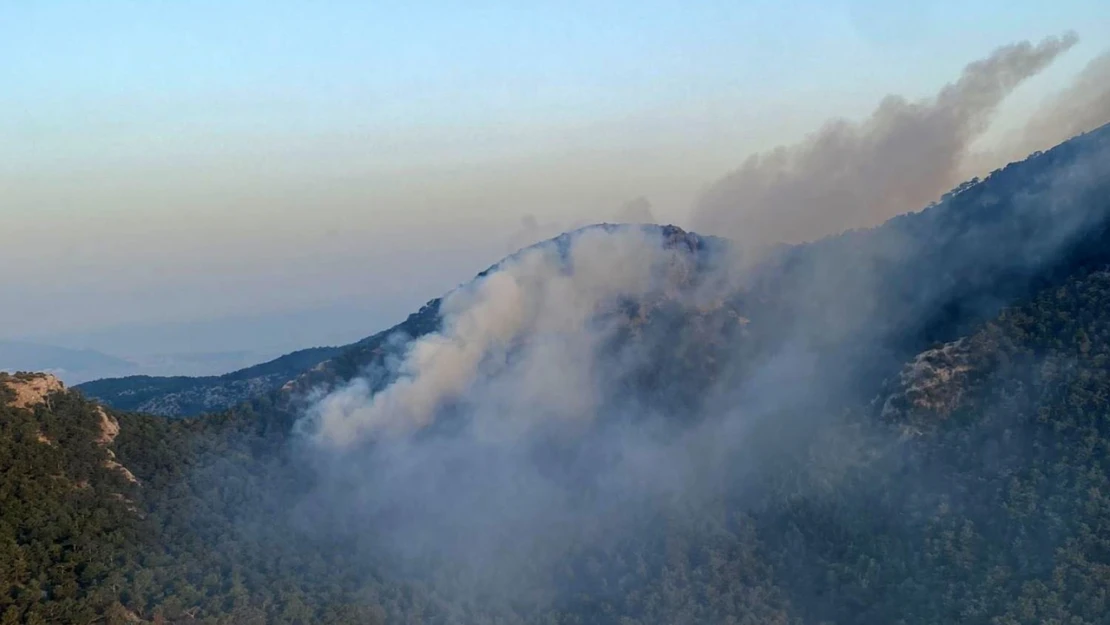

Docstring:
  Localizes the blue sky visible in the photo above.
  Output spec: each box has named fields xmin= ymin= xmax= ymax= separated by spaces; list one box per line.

xmin=2 ymin=0 xmax=1109 ymax=353
xmin=6 ymin=0 xmax=1106 ymax=173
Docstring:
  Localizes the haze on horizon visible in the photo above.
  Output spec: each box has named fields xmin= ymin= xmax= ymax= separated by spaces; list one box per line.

xmin=3 ymin=0 xmax=1110 ymax=370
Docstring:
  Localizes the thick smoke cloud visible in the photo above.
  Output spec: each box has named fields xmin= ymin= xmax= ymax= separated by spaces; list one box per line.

xmin=690 ymin=34 xmax=1078 ymax=247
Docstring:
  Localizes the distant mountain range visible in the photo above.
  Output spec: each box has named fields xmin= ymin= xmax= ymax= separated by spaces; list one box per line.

xmin=0 ymin=339 xmax=300 ymax=387
xmin=0 ymin=340 xmax=135 ymax=384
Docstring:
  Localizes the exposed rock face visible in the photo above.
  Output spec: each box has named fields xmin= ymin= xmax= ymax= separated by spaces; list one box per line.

xmin=899 ymin=339 xmax=974 ymax=414
xmin=96 ymin=406 xmax=121 ymax=444
xmin=2 ymin=372 xmax=65 ymax=409
xmin=103 ymin=453 xmax=139 ymax=485
xmin=96 ymin=406 xmax=138 ymax=484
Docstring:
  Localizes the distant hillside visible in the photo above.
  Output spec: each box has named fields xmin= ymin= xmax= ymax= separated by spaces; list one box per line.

xmin=76 ymin=345 xmax=342 ymax=416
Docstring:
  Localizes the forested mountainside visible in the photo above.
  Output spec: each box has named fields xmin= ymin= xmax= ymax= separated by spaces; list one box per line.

xmin=4 ymin=124 xmax=1110 ymax=624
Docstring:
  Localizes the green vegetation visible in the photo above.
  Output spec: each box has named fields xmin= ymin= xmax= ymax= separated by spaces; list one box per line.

xmin=0 ymin=375 xmax=142 ymax=624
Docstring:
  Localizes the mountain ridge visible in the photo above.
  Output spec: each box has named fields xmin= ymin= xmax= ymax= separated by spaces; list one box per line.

xmin=77 ymin=223 xmax=726 ymax=418
xmin=80 ymin=123 xmax=1110 ymax=426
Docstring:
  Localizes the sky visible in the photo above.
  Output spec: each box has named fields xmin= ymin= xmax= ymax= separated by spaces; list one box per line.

xmin=3 ymin=0 xmax=1109 ymax=362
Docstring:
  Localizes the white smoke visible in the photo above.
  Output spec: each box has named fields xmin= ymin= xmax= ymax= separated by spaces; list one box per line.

xmin=972 ymin=49 xmax=1110 ymax=172
xmin=306 ymin=225 xmax=704 ymax=447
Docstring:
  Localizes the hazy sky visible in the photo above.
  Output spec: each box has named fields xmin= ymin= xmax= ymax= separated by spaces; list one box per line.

xmin=3 ymin=0 xmax=1109 ymax=353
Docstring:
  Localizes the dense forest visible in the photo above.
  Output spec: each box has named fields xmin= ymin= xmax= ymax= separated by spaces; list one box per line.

xmin=3 ymin=125 xmax=1110 ymax=624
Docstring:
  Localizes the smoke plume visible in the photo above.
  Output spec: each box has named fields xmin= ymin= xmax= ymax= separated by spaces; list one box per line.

xmin=296 ymin=224 xmax=747 ymax=603
xmin=690 ymin=33 xmax=1078 ymax=247
xmin=1023 ymin=51 xmax=1110 ymax=144
xmin=979 ymin=49 xmax=1110 ymax=169
xmin=306 ymin=225 xmax=709 ymax=447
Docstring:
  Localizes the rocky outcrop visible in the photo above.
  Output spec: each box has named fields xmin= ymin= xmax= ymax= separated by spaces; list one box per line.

xmin=96 ymin=406 xmax=138 ymax=484
xmin=879 ymin=338 xmax=975 ymax=430
xmin=96 ymin=406 xmax=121 ymax=444
xmin=2 ymin=372 xmax=65 ymax=409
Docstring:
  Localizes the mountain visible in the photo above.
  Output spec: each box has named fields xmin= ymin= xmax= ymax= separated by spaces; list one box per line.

xmin=4 ymin=124 xmax=1110 ymax=624
xmin=0 ymin=340 xmax=137 ymax=384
